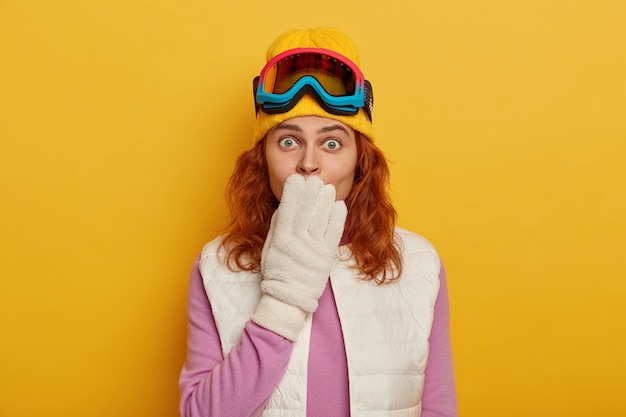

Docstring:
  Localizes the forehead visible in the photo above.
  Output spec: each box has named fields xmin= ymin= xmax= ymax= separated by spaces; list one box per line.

xmin=272 ymin=116 xmax=354 ymax=134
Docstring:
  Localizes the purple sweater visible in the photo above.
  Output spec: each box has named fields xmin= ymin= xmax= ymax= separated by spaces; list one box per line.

xmin=179 ymin=258 xmax=457 ymax=417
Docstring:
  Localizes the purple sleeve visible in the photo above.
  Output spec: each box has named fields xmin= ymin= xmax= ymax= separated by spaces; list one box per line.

xmin=421 ymin=261 xmax=458 ymax=417
xmin=178 ymin=257 xmax=294 ymax=417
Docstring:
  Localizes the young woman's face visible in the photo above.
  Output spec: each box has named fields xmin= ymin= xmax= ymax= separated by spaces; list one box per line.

xmin=265 ymin=116 xmax=358 ymax=201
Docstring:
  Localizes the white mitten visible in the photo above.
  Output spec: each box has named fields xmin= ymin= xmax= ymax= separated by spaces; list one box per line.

xmin=251 ymin=174 xmax=347 ymax=341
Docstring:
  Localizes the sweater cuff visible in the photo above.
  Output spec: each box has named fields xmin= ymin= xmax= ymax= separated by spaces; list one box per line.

xmin=251 ymin=294 xmax=308 ymax=342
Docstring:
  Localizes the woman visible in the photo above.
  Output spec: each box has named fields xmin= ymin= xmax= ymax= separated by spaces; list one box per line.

xmin=179 ymin=27 xmax=457 ymax=417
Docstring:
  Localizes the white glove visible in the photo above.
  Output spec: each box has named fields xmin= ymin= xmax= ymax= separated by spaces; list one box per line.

xmin=251 ymin=174 xmax=347 ymax=341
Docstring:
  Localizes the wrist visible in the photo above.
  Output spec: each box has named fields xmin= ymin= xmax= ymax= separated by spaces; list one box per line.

xmin=251 ymin=294 xmax=309 ymax=341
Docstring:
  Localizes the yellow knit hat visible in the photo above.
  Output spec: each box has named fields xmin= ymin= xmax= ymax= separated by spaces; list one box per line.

xmin=252 ymin=27 xmax=374 ymax=143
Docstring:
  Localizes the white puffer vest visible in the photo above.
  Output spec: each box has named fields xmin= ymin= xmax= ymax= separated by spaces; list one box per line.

xmin=200 ymin=227 xmax=441 ymax=417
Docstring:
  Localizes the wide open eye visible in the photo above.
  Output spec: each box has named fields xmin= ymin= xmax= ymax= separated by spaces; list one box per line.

xmin=323 ymin=139 xmax=342 ymax=151
xmin=278 ymin=137 xmax=298 ymax=149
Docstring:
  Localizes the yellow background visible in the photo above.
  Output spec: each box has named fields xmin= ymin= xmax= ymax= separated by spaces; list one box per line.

xmin=1 ymin=1 xmax=624 ymax=416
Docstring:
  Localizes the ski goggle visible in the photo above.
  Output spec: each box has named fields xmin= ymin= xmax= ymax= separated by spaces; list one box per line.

xmin=253 ymin=47 xmax=373 ymax=120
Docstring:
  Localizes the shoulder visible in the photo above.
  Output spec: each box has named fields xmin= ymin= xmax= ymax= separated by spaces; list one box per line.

xmin=198 ymin=235 xmax=260 ymax=283
xmin=198 ymin=235 xmax=230 ymax=279
xmin=200 ymin=234 xmax=225 ymax=259
xmin=394 ymin=226 xmax=438 ymax=255
xmin=394 ymin=226 xmax=441 ymax=280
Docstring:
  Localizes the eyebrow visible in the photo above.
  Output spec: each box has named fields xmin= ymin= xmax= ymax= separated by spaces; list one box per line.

xmin=274 ymin=122 xmax=350 ymax=135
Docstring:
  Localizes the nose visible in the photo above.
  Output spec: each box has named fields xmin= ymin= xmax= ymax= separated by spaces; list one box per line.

xmin=296 ymin=148 xmax=320 ymax=175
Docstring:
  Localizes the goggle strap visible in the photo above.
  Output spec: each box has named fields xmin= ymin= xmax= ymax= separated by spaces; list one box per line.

xmin=253 ymin=76 xmax=260 ymax=115
xmin=363 ymin=80 xmax=374 ymax=120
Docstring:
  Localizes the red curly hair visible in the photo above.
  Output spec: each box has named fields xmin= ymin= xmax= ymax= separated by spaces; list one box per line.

xmin=220 ymin=132 xmax=402 ymax=284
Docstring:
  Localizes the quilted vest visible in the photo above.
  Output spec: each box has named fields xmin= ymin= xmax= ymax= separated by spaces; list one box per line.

xmin=199 ymin=227 xmax=441 ymax=416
